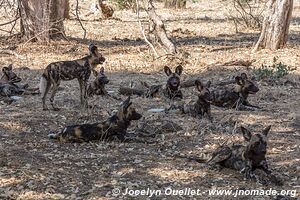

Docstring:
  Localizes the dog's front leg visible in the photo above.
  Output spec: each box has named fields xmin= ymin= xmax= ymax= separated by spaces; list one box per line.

xmin=83 ymin=81 xmax=88 ymax=109
xmin=242 ymin=160 xmax=267 ymax=185
xmin=260 ymin=160 xmax=282 ymax=186
xmin=243 ymin=100 xmax=261 ymax=109
xmin=79 ymin=79 xmax=88 ymax=109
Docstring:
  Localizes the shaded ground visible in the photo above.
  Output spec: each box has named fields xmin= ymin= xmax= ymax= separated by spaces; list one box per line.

xmin=0 ymin=0 xmax=300 ymax=199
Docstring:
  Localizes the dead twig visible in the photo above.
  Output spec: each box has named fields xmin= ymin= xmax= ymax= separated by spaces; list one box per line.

xmin=0 ymin=17 xmax=19 ymax=27
xmin=75 ymin=0 xmax=87 ymax=39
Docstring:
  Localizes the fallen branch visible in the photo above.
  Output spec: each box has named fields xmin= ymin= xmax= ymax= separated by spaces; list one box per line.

xmin=119 ymin=87 xmax=145 ymax=96
xmin=181 ymin=78 xmax=237 ymax=88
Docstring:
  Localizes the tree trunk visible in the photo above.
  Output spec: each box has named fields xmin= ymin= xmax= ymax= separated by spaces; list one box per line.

xmin=64 ymin=0 xmax=70 ymax=19
xmin=19 ymin=0 xmax=67 ymax=41
xmin=143 ymin=0 xmax=176 ymax=54
xmin=164 ymin=0 xmax=186 ymax=9
xmin=253 ymin=0 xmax=293 ymax=51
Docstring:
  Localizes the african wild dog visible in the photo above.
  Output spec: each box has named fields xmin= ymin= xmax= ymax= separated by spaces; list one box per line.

xmin=119 ymin=65 xmax=183 ymax=100
xmin=0 ymin=64 xmax=39 ymax=98
xmin=1 ymin=64 xmax=21 ymax=84
xmin=179 ymin=125 xmax=282 ymax=185
xmin=98 ymin=0 xmax=114 ymax=18
xmin=87 ymin=67 xmax=109 ymax=97
xmin=86 ymin=67 xmax=121 ymax=101
xmin=179 ymin=80 xmax=213 ymax=120
xmin=40 ymin=44 xmax=105 ymax=111
xmin=160 ymin=65 xmax=183 ymax=99
xmin=210 ymin=73 xmax=259 ymax=110
xmin=48 ymin=97 xmax=142 ymax=142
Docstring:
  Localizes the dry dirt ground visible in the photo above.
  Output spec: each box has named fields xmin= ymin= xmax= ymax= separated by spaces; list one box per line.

xmin=0 ymin=0 xmax=300 ymax=199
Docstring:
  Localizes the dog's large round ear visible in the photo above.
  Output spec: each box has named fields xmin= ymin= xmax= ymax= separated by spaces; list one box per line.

xmin=241 ymin=73 xmax=248 ymax=80
xmin=99 ymin=67 xmax=104 ymax=74
xmin=2 ymin=67 xmax=7 ymax=73
xmin=206 ymin=80 xmax=212 ymax=88
xmin=263 ymin=125 xmax=271 ymax=136
xmin=122 ymin=96 xmax=131 ymax=109
xmin=88 ymin=44 xmax=98 ymax=55
xmin=195 ymin=80 xmax=203 ymax=91
xmin=241 ymin=126 xmax=252 ymax=141
xmin=7 ymin=64 xmax=12 ymax=70
xmin=164 ymin=66 xmax=172 ymax=76
xmin=235 ymin=76 xmax=244 ymax=85
xmin=175 ymin=65 xmax=183 ymax=76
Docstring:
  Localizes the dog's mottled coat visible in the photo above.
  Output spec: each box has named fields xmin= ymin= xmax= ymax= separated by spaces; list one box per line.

xmin=40 ymin=44 xmax=105 ymax=110
xmin=210 ymin=73 xmax=260 ymax=110
xmin=48 ymin=97 xmax=142 ymax=142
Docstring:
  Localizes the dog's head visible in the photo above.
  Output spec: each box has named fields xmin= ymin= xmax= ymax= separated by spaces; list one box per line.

xmin=117 ymin=96 xmax=142 ymax=121
xmin=164 ymin=65 xmax=183 ymax=90
xmin=241 ymin=125 xmax=271 ymax=155
xmin=88 ymin=44 xmax=106 ymax=65
xmin=195 ymin=80 xmax=213 ymax=102
xmin=88 ymin=67 xmax=110 ymax=96
xmin=235 ymin=73 xmax=259 ymax=95
xmin=1 ymin=64 xmax=21 ymax=83
xmin=97 ymin=67 xmax=109 ymax=85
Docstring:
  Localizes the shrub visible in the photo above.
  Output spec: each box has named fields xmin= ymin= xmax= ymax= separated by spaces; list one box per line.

xmin=253 ymin=57 xmax=296 ymax=80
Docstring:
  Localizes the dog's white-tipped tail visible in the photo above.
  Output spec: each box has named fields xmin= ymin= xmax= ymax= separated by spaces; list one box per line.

xmin=39 ymin=75 xmax=47 ymax=96
xmin=48 ymin=132 xmax=59 ymax=139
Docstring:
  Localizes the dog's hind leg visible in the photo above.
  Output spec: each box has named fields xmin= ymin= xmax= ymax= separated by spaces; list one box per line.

xmin=50 ymin=81 xmax=60 ymax=111
xmin=41 ymin=79 xmax=51 ymax=110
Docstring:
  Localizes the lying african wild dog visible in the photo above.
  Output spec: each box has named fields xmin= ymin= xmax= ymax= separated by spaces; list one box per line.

xmin=210 ymin=73 xmax=260 ymax=110
xmin=119 ymin=65 xmax=183 ymax=100
xmin=86 ymin=67 xmax=109 ymax=97
xmin=179 ymin=125 xmax=282 ymax=185
xmin=48 ymin=97 xmax=142 ymax=142
xmin=0 ymin=64 xmax=39 ymax=98
xmin=1 ymin=64 xmax=21 ymax=84
xmin=178 ymin=80 xmax=213 ymax=120
xmin=40 ymin=44 xmax=105 ymax=111
xmin=86 ymin=67 xmax=121 ymax=101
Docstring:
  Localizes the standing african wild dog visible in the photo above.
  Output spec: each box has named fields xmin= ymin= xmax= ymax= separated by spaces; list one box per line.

xmin=210 ymin=73 xmax=259 ymax=110
xmin=119 ymin=65 xmax=183 ymax=100
xmin=86 ymin=67 xmax=109 ymax=97
xmin=179 ymin=80 xmax=213 ymax=120
xmin=180 ymin=125 xmax=282 ymax=185
xmin=48 ymin=97 xmax=142 ymax=142
xmin=40 ymin=44 xmax=105 ymax=110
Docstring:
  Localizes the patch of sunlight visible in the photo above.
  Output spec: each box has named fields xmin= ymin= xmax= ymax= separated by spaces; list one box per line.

xmin=0 ymin=121 xmax=27 ymax=132
xmin=17 ymin=191 xmax=65 ymax=200
xmin=0 ymin=177 xmax=23 ymax=187
xmin=148 ymin=167 xmax=206 ymax=182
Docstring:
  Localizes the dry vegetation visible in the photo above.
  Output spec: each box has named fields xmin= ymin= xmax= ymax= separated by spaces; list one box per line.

xmin=0 ymin=0 xmax=300 ymax=199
